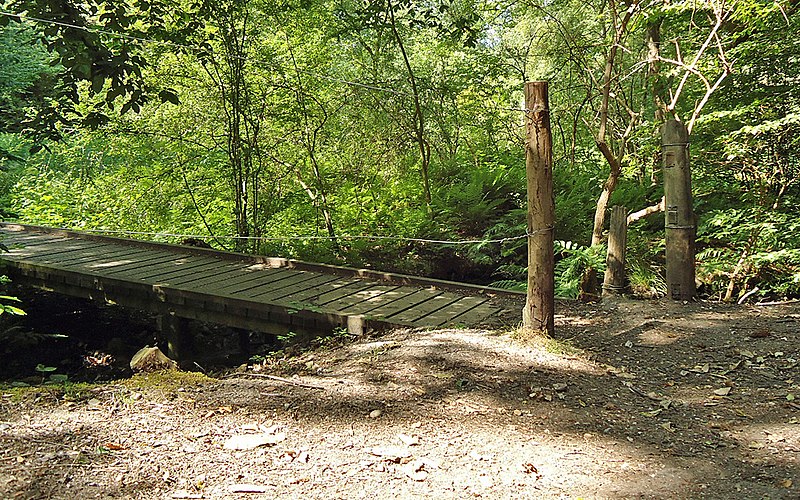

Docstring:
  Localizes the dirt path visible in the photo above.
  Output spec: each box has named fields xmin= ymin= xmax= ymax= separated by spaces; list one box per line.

xmin=1 ymin=299 xmax=798 ymax=499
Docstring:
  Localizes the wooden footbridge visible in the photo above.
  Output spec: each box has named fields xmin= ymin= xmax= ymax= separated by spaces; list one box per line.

xmin=0 ymin=223 xmax=521 ymax=359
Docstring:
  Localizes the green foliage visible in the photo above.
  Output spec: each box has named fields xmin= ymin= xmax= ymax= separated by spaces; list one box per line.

xmin=0 ymin=0 xmax=798 ymax=303
xmin=0 ymin=294 xmax=25 ymax=316
xmin=554 ymin=240 xmax=606 ymax=299
xmin=698 ymin=208 xmax=800 ymax=299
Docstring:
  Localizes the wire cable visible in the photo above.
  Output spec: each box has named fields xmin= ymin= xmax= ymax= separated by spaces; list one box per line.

xmin=51 ymin=226 xmax=542 ymax=246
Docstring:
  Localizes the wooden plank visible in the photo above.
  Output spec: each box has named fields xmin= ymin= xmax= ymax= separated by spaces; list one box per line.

xmin=271 ymin=277 xmax=363 ymax=305
xmin=11 ymin=245 xmax=108 ymax=265
xmin=438 ymin=302 xmax=501 ymax=327
xmin=143 ymin=258 xmax=233 ymax=283
xmin=160 ymin=261 xmax=254 ymax=287
xmin=334 ymin=285 xmax=405 ymax=315
xmin=313 ymin=280 xmax=377 ymax=306
xmin=9 ymin=240 xmax=101 ymax=259
xmin=77 ymin=247 xmax=165 ymax=271
xmin=245 ymin=273 xmax=339 ymax=300
xmin=357 ymin=288 xmax=443 ymax=320
xmin=1 ymin=230 xmax=66 ymax=242
xmin=387 ymin=291 xmax=463 ymax=324
xmin=219 ymin=271 xmax=316 ymax=295
xmin=414 ymin=296 xmax=488 ymax=326
xmin=188 ymin=267 xmax=299 ymax=295
xmin=112 ymin=256 xmax=219 ymax=281
xmin=98 ymin=251 xmax=192 ymax=275
xmin=29 ymin=244 xmax=152 ymax=267
xmin=2 ymin=234 xmax=72 ymax=248
xmin=173 ymin=263 xmax=291 ymax=292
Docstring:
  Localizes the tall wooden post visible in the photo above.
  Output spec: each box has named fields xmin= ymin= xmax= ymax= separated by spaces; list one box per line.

xmin=662 ymin=120 xmax=696 ymax=300
xmin=522 ymin=82 xmax=555 ymax=336
xmin=602 ymin=205 xmax=627 ymax=296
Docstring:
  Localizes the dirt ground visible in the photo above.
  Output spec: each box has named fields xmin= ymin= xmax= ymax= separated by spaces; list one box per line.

xmin=1 ymin=297 xmax=798 ymax=499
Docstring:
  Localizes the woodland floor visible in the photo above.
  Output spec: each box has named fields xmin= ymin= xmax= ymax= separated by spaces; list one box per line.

xmin=0 ymin=294 xmax=798 ymax=499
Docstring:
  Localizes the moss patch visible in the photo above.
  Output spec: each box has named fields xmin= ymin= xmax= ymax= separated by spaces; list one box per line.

xmin=121 ymin=370 xmax=216 ymax=392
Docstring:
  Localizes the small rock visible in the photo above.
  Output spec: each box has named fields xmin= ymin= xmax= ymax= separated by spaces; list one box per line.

xmin=398 ymin=433 xmax=420 ymax=446
xmin=130 ymin=346 xmax=177 ymax=372
xmin=369 ymin=409 xmax=382 ymax=419
xmin=224 ymin=432 xmax=286 ymax=450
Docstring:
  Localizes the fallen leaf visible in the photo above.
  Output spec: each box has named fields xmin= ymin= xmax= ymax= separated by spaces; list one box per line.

xmin=522 ymin=462 xmax=538 ymax=474
xmin=401 ymin=459 xmax=429 ymax=481
xmin=779 ymin=479 xmax=793 ymax=488
xmin=641 ymin=409 xmax=662 ymax=418
xmin=398 ymin=433 xmax=420 ymax=446
xmin=713 ymin=387 xmax=732 ymax=396
xmin=748 ymin=441 xmax=765 ymax=449
xmin=660 ymin=422 xmax=675 ymax=432
xmin=367 ymin=446 xmax=411 ymax=462
xmin=103 ymin=442 xmax=127 ymax=451
xmin=786 ymin=394 xmax=795 ymax=402
xmin=224 ymin=432 xmax=286 ymax=450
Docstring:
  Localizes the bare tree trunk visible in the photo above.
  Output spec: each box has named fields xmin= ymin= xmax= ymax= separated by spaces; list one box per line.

xmin=580 ymin=0 xmax=637 ymax=301
xmin=522 ymin=82 xmax=555 ymax=337
xmin=646 ymin=17 xmax=666 ymax=185
xmin=388 ymin=1 xmax=432 ymax=210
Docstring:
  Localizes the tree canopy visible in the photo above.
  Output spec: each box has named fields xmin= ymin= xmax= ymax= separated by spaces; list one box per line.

xmin=1 ymin=0 xmax=798 ymax=301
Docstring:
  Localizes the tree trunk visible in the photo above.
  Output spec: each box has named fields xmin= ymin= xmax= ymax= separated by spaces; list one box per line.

xmin=388 ymin=1 xmax=432 ymax=210
xmin=522 ymin=82 xmax=555 ymax=337
xmin=579 ymin=0 xmax=636 ymax=301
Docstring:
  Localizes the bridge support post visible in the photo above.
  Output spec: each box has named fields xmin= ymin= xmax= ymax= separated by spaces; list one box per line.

xmin=157 ymin=312 xmax=192 ymax=361
xmin=234 ymin=328 xmax=250 ymax=356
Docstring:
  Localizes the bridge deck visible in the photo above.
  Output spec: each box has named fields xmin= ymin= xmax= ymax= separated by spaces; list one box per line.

xmin=0 ymin=224 xmax=519 ymax=349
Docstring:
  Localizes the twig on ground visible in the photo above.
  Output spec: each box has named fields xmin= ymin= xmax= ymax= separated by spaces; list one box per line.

xmin=756 ymin=299 xmax=800 ymax=306
xmin=224 ymin=373 xmax=325 ymax=390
